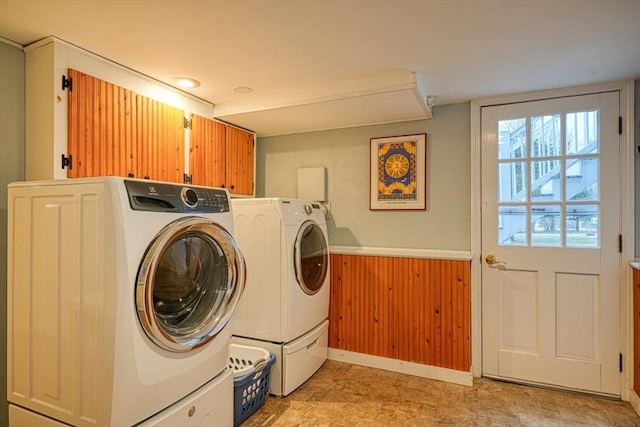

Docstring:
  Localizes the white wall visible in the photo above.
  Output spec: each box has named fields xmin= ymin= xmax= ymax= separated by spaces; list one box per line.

xmin=257 ymin=102 xmax=471 ymax=251
xmin=0 ymin=37 xmax=25 ymax=427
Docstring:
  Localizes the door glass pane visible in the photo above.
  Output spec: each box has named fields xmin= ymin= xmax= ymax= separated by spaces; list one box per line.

xmin=154 ymin=234 xmax=228 ymax=334
xmin=567 ymin=157 xmax=599 ymax=201
xmin=531 ymin=115 xmax=561 ymax=158
xmin=566 ymin=110 xmax=599 ymax=155
xmin=531 ymin=205 xmax=561 ymax=247
xmin=499 ymin=205 xmax=527 ymax=246
xmin=296 ymin=223 xmax=328 ymax=294
xmin=494 ymin=107 xmax=601 ymax=250
xmin=531 ymin=160 xmax=561 ymax=202
xmin=566 ymin=205 xmax=599 ymax=248
xmin=498 ymin=118 xmax=526 ymax=159
xmin=499 ymin=162 xmax=527 ymax=202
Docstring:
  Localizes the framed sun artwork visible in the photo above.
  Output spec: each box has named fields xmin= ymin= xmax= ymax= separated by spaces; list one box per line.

xmin=369 ymin=133 xmax=427 ymax=211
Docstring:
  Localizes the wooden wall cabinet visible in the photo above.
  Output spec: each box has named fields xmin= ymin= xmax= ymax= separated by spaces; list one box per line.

xmin=25 ymin=37 xmax=255 ymax=192
xmin=190 ymin=114 xmax=255 ymax=196
xmin=68 ymin=69 xmax=185 ymax=183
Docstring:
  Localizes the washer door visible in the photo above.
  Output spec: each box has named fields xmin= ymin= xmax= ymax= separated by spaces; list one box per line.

xmin=136 ymin=216 xmax=245 ymax=352
xmin=294 ymin=220 xmax=328 ymax=295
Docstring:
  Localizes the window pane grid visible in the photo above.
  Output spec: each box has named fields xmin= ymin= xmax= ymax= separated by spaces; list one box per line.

xmin=496 ymin=109 xmax=600 ymax=248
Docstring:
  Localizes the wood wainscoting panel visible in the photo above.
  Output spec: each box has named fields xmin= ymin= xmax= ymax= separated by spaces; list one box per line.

xmin=329 ymin=254 xmax=470 ymax=371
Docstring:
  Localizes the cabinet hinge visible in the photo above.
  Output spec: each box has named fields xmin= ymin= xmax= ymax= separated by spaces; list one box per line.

xmin=62 ymin=75 xmax=73 ymax=92
xmin=620 ymin=353 xmax=623 ymax=372
xmin=183 ymin=173 xmax=192 ymax=184
xmin=61 ymin=154 xmax=72 ymax=170
xmin=619 ymin=235 xmax=623 ymax=253
xmin=618 ymin=116 xmax=622 ymax=135
xmin=184 ymin=118 xmax=192 ymax=129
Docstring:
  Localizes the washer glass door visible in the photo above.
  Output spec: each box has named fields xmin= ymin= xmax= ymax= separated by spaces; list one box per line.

xmin=294 ymin=220 xmax=328 ymax=295
xmin=136 ymin=216 xmax=245 ymax=352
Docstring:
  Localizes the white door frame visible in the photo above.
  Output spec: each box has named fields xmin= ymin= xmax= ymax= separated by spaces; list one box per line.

xmin=470 ymin=80 xmax=635 ymax=401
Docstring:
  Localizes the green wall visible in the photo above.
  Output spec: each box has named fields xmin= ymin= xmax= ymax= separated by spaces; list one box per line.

xmin=0 ymin=38 xmax=25 ymax=427
xmin=256 ymin=102 xmax=471 ymax=251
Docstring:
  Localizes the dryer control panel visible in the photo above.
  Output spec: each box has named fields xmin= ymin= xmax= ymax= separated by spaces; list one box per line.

xmin=125 ymin=180 xmax=229 ymax=213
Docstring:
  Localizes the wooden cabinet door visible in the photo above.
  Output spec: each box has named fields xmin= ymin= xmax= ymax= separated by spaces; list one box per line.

xmin=189 ymin=114 xmax=226 ymax=188
xmin=136 ymin=95 xmax=185 ymax=182
xmin=67 ymin=69 xmax=136 ymax=178
xmin=189 ymin=116 xmax=255 ymax=195
xmin=225 ymin=125 xmax=255 ymax=195
xmin=68 ymin=69 xmax=185 ymax=183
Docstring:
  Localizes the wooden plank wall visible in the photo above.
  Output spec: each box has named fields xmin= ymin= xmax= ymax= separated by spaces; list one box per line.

xmin=634 ymin=268 xmax=640 ymax=394
xmin=68 ymin=69 xmax=184 ymax=182
xmin=329 ymin=254 xmax=471 ymax=371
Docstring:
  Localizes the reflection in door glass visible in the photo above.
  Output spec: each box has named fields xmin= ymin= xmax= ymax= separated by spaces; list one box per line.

xmin=566 ymin=111 xmax=599 ymax=155
xmin=531 ymin=160 xmax=561 ymax=202
xmin=498 ymin=119 xmax=526 ymax=159
xmin=531 ymin=205 xmax=561 ymax=247
xmin=566 ymin=205 xmax=598 ymax=248
xmin=498 ymin=206 xmax=527 ymax=246
xmin=531 ymin=115 xmax=561 ymax=158
xmin=567 ymin=157 xmax=599 ymax=201
xmin=498 ymin=162 xmax=527 ymax=202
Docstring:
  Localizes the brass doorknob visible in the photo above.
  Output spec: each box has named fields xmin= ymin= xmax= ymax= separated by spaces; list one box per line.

xmin=485 ymin=254 xmax=499 ymax=265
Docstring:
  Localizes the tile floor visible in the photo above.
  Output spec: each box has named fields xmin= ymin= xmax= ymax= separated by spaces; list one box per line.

xmin=242 ymin=360 xmax=640 ymax=426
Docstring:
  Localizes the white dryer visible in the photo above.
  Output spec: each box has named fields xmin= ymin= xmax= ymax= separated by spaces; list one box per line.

xmin=7 ymin=177 xmax=246 ymax=427
xmin=231 ymin=198 xmax=329 ymax=396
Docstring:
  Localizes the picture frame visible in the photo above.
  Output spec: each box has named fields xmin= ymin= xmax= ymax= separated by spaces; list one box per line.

xmin=369 ymin=133 xmax=427 ymax=211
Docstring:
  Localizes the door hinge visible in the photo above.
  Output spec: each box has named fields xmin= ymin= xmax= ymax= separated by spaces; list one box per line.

xmin=619 ymin=235 xmax=623 ymax=253
xmin=61 ymin=75 xmax=73 ymax=91
xmin=620 ymin=353 xmax=623 ymax=372
xmin=184 ymin=117 xmax=192 ymax=129
xmin=618 ymin=116 xmax=622 ymax=135
xmin=183 ymin=173 xmax=192 ymax=184
xmin=61 ymin=154 xmax=72 ymax=170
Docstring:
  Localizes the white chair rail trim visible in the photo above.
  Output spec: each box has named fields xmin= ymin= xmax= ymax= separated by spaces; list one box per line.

xmin=329 ymin=245 xmax=472 ymax=261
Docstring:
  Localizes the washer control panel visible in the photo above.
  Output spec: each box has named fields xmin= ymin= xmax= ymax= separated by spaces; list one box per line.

xmin=125 ymin=180 xmax=229 ymax=213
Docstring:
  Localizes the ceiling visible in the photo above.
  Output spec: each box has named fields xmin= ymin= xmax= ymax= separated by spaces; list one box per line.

xmin=1 ymin=0 xmax=639 ymax=137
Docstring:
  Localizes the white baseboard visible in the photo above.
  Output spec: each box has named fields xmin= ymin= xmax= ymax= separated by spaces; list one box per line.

xmin=327 ymin=349 xmax=473 ymax=387
xmin=630 ymin=389 xmax=640 ymax=417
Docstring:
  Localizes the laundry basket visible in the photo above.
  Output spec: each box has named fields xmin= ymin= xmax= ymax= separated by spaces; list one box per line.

xmin=229 ymin=344 xmax=276 ymax=427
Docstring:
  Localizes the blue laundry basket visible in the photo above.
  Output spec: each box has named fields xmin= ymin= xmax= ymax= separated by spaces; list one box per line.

xmin=229 ymin=344 xmax=276 ymax=427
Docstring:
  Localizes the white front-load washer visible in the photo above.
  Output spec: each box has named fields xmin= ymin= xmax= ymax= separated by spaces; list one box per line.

xmin=230 ymin=198 xmax=329 ymax=396
xmin=7 ymin=177 xmax=245 ymax=427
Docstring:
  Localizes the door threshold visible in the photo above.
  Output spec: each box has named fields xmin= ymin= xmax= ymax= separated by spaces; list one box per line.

xmin=482 ymin=374 xmax=620 ymax=400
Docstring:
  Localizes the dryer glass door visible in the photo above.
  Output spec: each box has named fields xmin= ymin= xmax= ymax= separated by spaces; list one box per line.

xmin=294 ymin=221 xmax=328 ymax=295
xmin=136 ymin=216 xmax=246 ymax=352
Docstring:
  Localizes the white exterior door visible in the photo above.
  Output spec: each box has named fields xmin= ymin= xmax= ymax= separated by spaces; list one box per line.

xmin=481 ymin=92 xmax=621 ymax=395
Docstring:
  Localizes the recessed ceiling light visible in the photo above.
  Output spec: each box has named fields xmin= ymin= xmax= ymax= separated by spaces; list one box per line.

xmin=233 ymin=86 xmax=253 ymax=94
xmin=174 ymin=77 xmax=201 ymax=88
